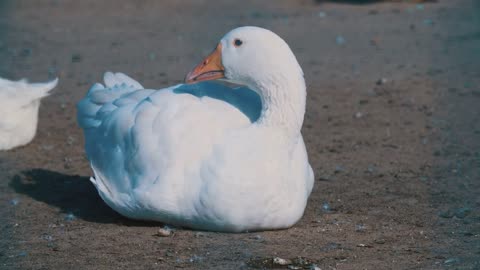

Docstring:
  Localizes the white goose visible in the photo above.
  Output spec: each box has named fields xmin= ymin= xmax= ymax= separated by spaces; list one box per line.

xmin=77 ymin=26 xmax=314 ymax=232
xmin=0 ymin=77 xmax=58 ymax=150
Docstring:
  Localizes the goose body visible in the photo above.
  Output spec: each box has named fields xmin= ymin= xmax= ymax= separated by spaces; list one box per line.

xmin=78 ymin=27 xmax=314 ymax=232
xmin=0 ymin=77 xmax=58 ymax=150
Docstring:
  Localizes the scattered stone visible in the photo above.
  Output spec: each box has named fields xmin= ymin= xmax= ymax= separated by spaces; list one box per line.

xmin=71 ymin=53 xmax=82 ymax=63
xmin=374 ymin=239 xmax=386 ymax=244
xmin=317 ymin=176 xmax=330 ymax=181
xmin=322 ymin=202 xmax=331 ymax=212
xmin=64 ymin=213 xmax=76 ymax=221
xmin=20 ymin=48 xmax=32 ymax=57
xmin=334 ymin=165 xmax=344 ymax=173
xmin=273 ymin=257 xmax=291 ymax=266
xmin=438 ymin=210 xmax=454 ymax=218
xmin=444 ymin=258 xmax=460 ymax=265
xmin=335 ymin=35 xmax=346 ymax=46
xmin=317 ymin=11 xmax=327 ymax=18
xmin=354 ymin=112 xmax=363 ymax=119
xmin=355 ymin=224 xmax=367 ymax=232
xmin=9 ymin=198 xmax=19 ymax=206
xmin=67 ymin=136 xmax=76 ymax=145
xmin=41 ymin=234 xmax=53 ymax=242
xmin=188 ymin=254 xmax=203 ymax=263
xmin=359 ymin=99 xmax=369 ymax=105
xmin=423 ymin=19 xmax=433 ymax=26
xmin=155 ymin=226 xmax=173 ymax=237
xmin=165 ymin=251 xmax=175 ymax=257
xmin=250 ymin=235 xmax=263 ymax=241
xmin=310 ymin=264 xmax=322 ymax=270
xmin=376 ymin=78 xmax=388 ymax=85
xmin=454 ymin=207 xmax=471 ymax=219
xmin=194 ymin=232 xmax=206 ymax=238
xmin=18 ymin=251 xmax=27 ymax=257
xmin=248 ymin=257 xmax=316 ymax=269
xmin=148 ymin=52 xmax=156 ymax=61
xmin=41 ymin=144 xmax=55 ymax=151
xmin=357 ymin=243 xmax=373 ymax=248
xmin=320 ymin=242 xmax=340 ymax=251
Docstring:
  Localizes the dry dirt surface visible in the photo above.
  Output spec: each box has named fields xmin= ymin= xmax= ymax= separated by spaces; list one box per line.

xmin=0 ymin=0 xmax=479 ymax=269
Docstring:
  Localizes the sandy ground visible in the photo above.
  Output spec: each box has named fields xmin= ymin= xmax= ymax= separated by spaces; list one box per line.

xmin=0 ymin=0 xmax=479 ymax=269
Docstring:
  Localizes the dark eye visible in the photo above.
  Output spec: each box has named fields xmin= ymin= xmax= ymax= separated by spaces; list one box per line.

xmin=234 ymin=39 xmax=243 ymax=47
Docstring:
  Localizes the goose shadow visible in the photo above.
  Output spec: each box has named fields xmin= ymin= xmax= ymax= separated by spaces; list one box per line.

xmin=10 ymin=169 xmax=160 ymax=226
xmin=315 ymin=0 xmax=436 ymax=4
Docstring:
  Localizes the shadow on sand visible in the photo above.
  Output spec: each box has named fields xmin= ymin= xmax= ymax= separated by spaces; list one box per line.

xmin=10 ymin=169 xmax=161 ymax=226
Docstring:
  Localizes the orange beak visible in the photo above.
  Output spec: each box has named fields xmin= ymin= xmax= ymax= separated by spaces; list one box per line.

xmin=185 ymin=43 xmax=225 ymax=84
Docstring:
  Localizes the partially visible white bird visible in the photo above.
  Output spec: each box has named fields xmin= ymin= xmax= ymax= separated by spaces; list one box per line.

xmin=0 ymin=77 xmax=58 ymax=150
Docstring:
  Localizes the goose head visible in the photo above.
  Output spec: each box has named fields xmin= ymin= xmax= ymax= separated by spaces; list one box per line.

xmin=186 ymin=26 xmax=306 ymax=137
xmin=185 ymin=26 xmax=303 ymax=90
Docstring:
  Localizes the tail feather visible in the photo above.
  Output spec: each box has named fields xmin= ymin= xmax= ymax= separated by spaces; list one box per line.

xmin=28 ymin=78 xmax=59 ymax=98
xmin=0 ymin=77 xmax=58 ymax=108
xmin=104 ymin=72 xmax=143 ymax=89
xmin=77 ymin=72 xmax=144 ymax=129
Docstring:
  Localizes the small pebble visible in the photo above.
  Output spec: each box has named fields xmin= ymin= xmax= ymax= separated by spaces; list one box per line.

xmin=250 ymin=234 xmax=263 ymax=241
xmin=71 ymin=53 xmax=82 ymax=63
xmin=64 ymin=213 xmax=76 ymax=221
xmin=454 ymin=207 xmax=471 ymax=219
xmin=354 ymin=112 xmax=363 ymax=119
xmin=288 ymin=266 xmax=301 ymax=270
xmin=9 ymin=198 xmax=19 ymax=206
xmin=423 ymin=19 xmax=433 ymax=26
xmin=439 ymin=211 xmax=454 ymax=218
xmin=444 ymin=258 xmax=459 ymax=265
xmin=376 ymin=78 xmax=388 ymax=85
xmin=273 ymin=257 xmax=291 ymax=266
xmin=322 ymin=202 xmax=331 ymax=212
xmin=317 ymin=11 xmax=327 ymax=18
xmin=189 ymin=254 xmax=203 ymax=263
xmin=334 ymin=165 xmax=344 ymax=173
xmin=194 ymin=232 xmax=206 ymax=237
xmin=41 ymin=144 xmax=55 ymax=151
xmin=155 ymin=226 xmax=173 ymax=237
xmin=374 ymin=239 xmax=386 ymax=244
xmin=357 ymin=243 xmax=373 ymax=248
xmin=335 ymin=35 xmax=346 ymax=46
xmin=41 ymin=234 xmax=53 ymax=241
xmin=20 ymin=48 xmax=32 ymax=57
xmin=148 ymin=52 xmax=156 ymax=61
xmin=310 ymin=264 xmax=322 ymax=270
xmin=355 ymin=224 xmax=366 ymax=232
xmin=67 ymin=136 xmax=76 ymax=145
